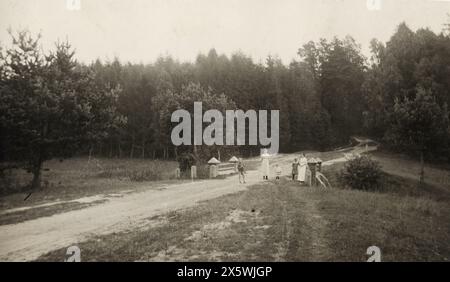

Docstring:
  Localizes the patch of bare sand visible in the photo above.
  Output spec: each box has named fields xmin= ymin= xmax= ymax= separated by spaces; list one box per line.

xmin=145 ymin=209 xmax=267 ymax=261
xmin=185 ymin=209 xmax=260 ymax=241
xmin=146 ymin=245 xmax=238 ymax=262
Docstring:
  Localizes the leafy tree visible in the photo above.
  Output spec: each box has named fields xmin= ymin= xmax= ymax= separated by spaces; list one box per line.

xmin=385 ymin=88 xmax=449 ymax=182
xmin=155 ymin=82 xmax=237 ymax=162
xmin=265 ymin=56 xmax=291 ymax=151
xmin=298 ymin=37 xmax=366 ymax=144
xmin=362 ymin=39 xmax=388 ymax=136
xmin=444 ymin=13 xmax=450 ymax=36
xmin=364 ymin=22 xmax=450 ymax=163
xmin=0 ymin=30 xmax=124 ymax=191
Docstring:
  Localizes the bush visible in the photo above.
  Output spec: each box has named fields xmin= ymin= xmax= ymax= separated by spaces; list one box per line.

xmin=177 ymin=153 xmax=198 ymax=173
xmin=339 ymin=155 xmax=382 ymax=191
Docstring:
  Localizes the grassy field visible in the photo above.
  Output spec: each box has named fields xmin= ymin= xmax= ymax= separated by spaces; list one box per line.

xmin=1 ymin=157 xmax=180 ymax=202
xmin=36 ymin=161 xmax=450 ymax=262
xmin=372 ymin=151 xmax=450 ymax=190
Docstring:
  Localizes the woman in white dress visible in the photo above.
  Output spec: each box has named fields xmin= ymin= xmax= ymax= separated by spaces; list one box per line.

xmin=260 ymin=149 xmax=270 ymax=180
xmin=297 ymin=153 xmax=308 ymax=183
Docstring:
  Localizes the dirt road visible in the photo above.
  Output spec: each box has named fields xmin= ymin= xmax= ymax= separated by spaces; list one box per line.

xmin=0 ymin=145 xmax=372 ymax=261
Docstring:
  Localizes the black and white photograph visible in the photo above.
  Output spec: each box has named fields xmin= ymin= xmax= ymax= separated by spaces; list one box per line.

xmin=0 ymin=0 xmax=449 ymax=266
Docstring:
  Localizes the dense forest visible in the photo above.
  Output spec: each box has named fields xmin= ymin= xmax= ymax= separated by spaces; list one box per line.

xmin=1 ymin=21 xmax=450 ymax=188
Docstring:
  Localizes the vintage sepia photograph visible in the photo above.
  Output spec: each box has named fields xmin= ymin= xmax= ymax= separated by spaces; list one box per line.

xmin=0 ymin=0 xmax=449 ymax=266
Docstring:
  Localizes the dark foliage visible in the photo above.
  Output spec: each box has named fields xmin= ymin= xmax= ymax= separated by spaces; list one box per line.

xmin=339 ymin=155 xmax=383 ymax=191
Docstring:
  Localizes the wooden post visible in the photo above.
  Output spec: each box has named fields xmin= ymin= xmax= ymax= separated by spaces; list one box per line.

xmin=209 ymin=164 xmax=218 ymax=178
xmin=191 ymin=165 xmax=197 ymax=180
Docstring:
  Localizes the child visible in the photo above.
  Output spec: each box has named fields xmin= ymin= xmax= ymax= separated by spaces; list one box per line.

xmin=238 ymin=159 xmax=246 ymax=184
xmin=275 ymin=164 xmax=282 ymax=180
xmin=292 ymin=158 xmax=299 ymax=180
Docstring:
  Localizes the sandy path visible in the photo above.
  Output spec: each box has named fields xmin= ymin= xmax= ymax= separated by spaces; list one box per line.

xmin=0 ymin=144 xmax=372 ymax=262
xmin=0 ymin=177 xmax=246 ymax=261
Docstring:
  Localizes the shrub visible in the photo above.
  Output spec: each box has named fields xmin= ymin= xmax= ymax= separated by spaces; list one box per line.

xmin=196 ymin=164 xmax=212 ymax=179
xmin=339 ymin=155 xmax=382 ymax=191
xmin=177 ymin=153 xmax=198 ymax=172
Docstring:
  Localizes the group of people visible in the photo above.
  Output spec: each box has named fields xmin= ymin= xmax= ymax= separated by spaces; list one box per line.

xmin=237 ymin=150 xmax=315 ymax=185
xmin=261 ymin=150 xmax=310 ymax=183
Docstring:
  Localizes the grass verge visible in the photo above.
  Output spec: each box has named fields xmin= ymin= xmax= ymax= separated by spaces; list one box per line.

xmin=0 ymin=158 xmax=182 ymax=211
xmin=0 ymin=200 xmax=107 ymax=226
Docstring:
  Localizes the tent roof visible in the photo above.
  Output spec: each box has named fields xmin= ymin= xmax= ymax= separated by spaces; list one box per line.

xmin=229 ymin=156 xmax=239 ymax=162
xmin=207 ymin=157 xmax=221 ymax=164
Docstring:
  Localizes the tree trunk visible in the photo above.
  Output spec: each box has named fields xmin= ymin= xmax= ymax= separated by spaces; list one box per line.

xmin=141 ymin=138 xmax=146 ymax=158
xmin=419 ymin=151 xmax=425 ymax=183
xmin=193 ymin=144 xmax=198 ymax=161
xmin=27 ymin=122 xmax=47 ymax=197
xmin=130 ymin=134 xmax=135 ymax=158
xmin=31 ymin=163 xmax=42 ymax=190
xmin=25 ymin=157 xmax=43 ymax=201
xmin=174 ymin=147 xmax=178 ymax=160
xmin=118 ymin=139 xmax=122 ymax=158
xmin=88 ymin=145 xmax=94 ymax=163
xmin=109 ymin=139 xmax=113 ymax=158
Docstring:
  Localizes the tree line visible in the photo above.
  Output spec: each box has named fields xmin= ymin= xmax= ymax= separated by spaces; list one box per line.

xmin=1 ymin=21 xmax=449 ymax=189
xmin=86 ymin=35 xmax=367 ymax=160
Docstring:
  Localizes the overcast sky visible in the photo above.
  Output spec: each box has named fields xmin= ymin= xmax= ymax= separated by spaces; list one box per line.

xmin=1 ymin=0 xmax=449 ymax=64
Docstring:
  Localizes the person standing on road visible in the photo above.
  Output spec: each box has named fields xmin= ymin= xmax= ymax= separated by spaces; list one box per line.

xmin=238 ymin=159 xmax=246 ymax=184
xmin=275 ymin=164 xmax=282 ymax=180
xmin=261 ymin=149 xmax=270 ymax=180
xmin=297 ymin=153 xmax=308 ymax=184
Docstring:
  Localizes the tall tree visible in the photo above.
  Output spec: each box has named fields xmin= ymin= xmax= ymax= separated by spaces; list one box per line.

xmin=298 ymin=36 xmax=366 ymax=144
xmin=385 ymin=88 xmax=449 ymax=182
xmin=0 ymin=31 xmax=124 ymax=191
xmin=364 ymin=22 xmax=450 ymax=162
